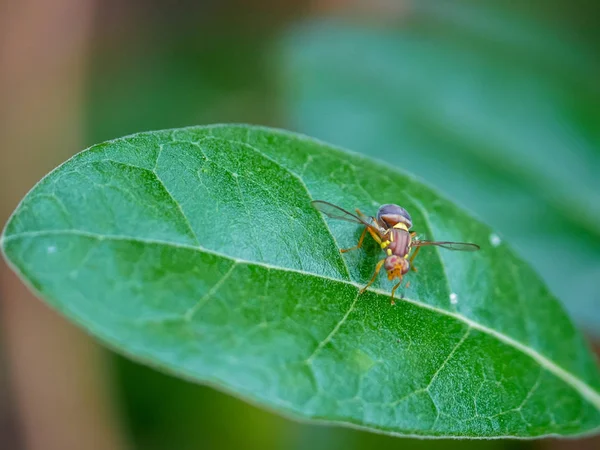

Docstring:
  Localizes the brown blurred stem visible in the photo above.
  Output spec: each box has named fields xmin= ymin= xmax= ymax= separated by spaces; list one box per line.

xmin=0 ymin=1 xmax=129 ymax=449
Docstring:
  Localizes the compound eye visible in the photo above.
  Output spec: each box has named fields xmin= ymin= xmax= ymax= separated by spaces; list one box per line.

xmin=402 ymin=259 xmax=410 ymax=275
xmin=384 ymin=255 xmax=400 ymax=272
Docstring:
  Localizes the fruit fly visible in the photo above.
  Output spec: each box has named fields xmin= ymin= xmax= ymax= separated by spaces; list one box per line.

xmin=312 ymin=200 xmax=480 ymax=304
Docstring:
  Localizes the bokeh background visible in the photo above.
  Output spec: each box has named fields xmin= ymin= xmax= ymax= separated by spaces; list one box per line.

xmin=0 ymin=0 xmax=598 ymax=449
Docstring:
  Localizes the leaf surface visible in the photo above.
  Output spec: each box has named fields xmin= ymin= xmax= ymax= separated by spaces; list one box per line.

xmin=2 ymin=125 xmax=600 ymax=438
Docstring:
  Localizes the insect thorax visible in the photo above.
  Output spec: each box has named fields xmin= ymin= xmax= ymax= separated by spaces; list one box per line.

xmin=380 ymin=229 xmax=411 ymax=258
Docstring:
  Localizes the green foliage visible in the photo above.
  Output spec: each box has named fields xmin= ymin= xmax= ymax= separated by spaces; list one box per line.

xmin=2 ymin=125 xmax=599 ymax=438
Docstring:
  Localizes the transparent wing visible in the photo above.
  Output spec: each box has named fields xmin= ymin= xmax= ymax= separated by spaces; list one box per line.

xmin=312 ymin=200 xmax=378 ymax=229
xmin=413 ymin=240 xmax=480 ymax=251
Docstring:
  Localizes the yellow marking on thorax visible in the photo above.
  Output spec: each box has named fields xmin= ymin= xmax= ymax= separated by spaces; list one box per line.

xmin=380 ymin=240 xmax=390 ymax=250
xmin=393 ymin=223 xmax=409 ymax=232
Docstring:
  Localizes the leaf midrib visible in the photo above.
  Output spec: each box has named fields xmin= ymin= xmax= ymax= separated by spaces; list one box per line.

xmin=2 ymin=227 xmax=600 ymax=411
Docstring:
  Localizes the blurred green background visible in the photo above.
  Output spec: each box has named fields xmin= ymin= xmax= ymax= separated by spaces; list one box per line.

xmin=0 ymin=0 xmax=598 ymax=449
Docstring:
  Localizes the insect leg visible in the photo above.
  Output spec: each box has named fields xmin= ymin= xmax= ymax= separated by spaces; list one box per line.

xmin=359 ymin=259 xmax=385 ymax=295
xmin=365 ymin=227 xmax=382 ymax=245
xmin=340 ymin=226 xmax=368 ymax=253
xmin=340 ymin=227 xmax=368 ymax=253
xmin=409 ymin=246 xmax=421 ymax=272
xmin=390 ymin=281 xmax=403 ymax=305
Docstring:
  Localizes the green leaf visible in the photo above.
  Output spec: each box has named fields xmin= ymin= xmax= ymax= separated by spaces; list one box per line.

xmin=1 ymin=125 xmax=599 ymax=438
xmin=279 ymin=4 xmax=600 ymax=334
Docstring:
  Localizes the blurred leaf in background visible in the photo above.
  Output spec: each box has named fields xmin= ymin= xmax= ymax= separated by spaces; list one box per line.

xmin=86 ymin=5 xmax=282 ymax=142
xmin=77 ymin=0 xmax=595 ymax=449
xmin=279 ymin=0 xmax=600 ymax=335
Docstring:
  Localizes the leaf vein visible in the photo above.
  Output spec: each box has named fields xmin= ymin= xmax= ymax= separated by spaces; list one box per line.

xmin=96 ymin=158 xmax=202 ymax=247
xmin=3 ymin=228 xmax=600 ymax=411
xmin=426 ymin=327 xmax=472 ymax=390
xmin=197 ymin=135 xmax=352 ymax=280
xmin=183 ymin=261 xmax=238 ymax=321
xmin=305 ymin=291 xmax=361 ymax=363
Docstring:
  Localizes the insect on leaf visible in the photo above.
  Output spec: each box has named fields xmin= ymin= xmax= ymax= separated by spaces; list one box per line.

xmin=1 ymin=125 xmax=599 ymax=438
xmin=280 ymin=10 xmax=600 ymax=335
